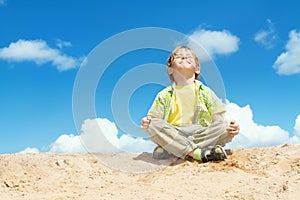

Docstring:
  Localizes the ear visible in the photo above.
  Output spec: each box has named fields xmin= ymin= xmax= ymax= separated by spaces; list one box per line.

xmin=195 ymin=65 xmax=200 ymax=75
xmin=167 ymin=67 xmax=173 ymax=75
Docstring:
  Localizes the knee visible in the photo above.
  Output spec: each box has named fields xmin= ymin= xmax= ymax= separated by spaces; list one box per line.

xmin=147 ymin=118 xmax=173 ymax=139
xmin=146 ymin=118 xmax=164 ymax=136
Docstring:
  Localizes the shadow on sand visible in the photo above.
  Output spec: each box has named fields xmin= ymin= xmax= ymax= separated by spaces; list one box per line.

xmin=92 ymin=152 xmax=185 ymax=173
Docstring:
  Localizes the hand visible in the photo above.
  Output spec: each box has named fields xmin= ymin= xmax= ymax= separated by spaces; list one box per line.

xmin=140 ymin=116 xmax=152 ymax=131
xmin=226 ymin=120 xmax=240 ymax=136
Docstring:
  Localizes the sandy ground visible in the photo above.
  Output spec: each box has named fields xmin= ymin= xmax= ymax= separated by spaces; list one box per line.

xmin=0 ymin=144 xmax=299 ymax=200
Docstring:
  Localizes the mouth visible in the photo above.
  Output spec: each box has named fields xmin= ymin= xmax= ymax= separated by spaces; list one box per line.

xmin=180 ymin=60 xmax=191 ymax=64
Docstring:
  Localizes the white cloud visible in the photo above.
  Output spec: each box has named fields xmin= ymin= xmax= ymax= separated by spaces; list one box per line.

xmin=254 ymin=19 xmax=277 ymax=49
xmin=20 ymin=106 xmax=300 ymax=154
xmin=56 ymin=39 xmax=72 ymax=49
xmin=187 ymin=29 xmax=239 ymax=61
xmin=18 ymin=147 xmax=40 ymax=154
xmin=0 ymin=39 xmax=83 ymax=71
xmin=79 ymin=118 xmax=121 ymax=153
xmin=48 ymin=118 xmax=156 ymax=153
xmin=273 ymin=30 xmax=300 ymax=75
xmin=294 ymin=114 xmax=300 ymax=136
xmin=49 ymin=134 xmax=85 ymax=153
xmin=46 ymin=107 xmax=300 ymax=153
xmin=224 ymin=101 xmax=299 ymax=149
xmin=290 ymin=114 xmax=300 ymax=144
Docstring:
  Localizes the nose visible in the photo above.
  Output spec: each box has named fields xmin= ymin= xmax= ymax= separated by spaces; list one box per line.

xmin=181 ymin=55 xmax=188 ymax=59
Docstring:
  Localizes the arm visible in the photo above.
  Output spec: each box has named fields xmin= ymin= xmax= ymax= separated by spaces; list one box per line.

xmin=211 ymin=113 xmax=225 ymax=122
xmin=140 ymin=87 xmax=171 ymax=131
xmin=212 ymin=113 xmax=240 ymax=137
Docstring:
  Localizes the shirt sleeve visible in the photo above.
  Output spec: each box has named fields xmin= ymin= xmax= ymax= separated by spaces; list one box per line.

xmin=147 ymin=92 xmax=165 ymax=119
xmin=206 ymin=88 xmax=226 ymax=115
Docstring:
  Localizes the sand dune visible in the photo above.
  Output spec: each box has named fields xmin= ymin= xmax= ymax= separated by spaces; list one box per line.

xmin=1 ymin=144 xmax=299 ymax=200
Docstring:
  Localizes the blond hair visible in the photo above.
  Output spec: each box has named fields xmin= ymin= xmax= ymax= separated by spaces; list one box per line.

xmin=166 ymin=46 xmax=200 ymax=82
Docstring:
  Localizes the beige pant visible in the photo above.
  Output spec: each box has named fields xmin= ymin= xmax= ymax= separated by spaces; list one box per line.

xmin=147 ymin=118 xmax=233 ymax=159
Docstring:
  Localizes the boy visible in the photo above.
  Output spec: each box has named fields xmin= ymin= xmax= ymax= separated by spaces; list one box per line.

xmin=140 ymin=46 xmax=239 ymax=163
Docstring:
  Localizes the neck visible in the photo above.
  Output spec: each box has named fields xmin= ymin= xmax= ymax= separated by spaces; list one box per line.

xmin=173 ymin=73 xmax=195 ymax=86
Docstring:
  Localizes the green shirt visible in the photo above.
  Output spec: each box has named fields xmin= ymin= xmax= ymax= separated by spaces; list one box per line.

xmin=148 ymin=80 xmax=226 ymax=127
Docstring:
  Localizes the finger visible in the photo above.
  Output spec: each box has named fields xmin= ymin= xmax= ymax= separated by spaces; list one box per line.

xmin=141 ymin=122 xmax=148 ymax=127
xmin=227 ymin=127 xmax=239 ymax=135
xmin=232 ymin=124 xmax=240 ymax=130
xmin=140 ymin=124 xmax=149 ymax=130
xmin=142 ymin=119 xmax=149 ymax=124
xmin=226 ymin=127 xmax=235 ymax=131
xmin=229 ymin=130 xmax=239 ymax=136
xmin=228 ymin=123 xmax=239 ymax=130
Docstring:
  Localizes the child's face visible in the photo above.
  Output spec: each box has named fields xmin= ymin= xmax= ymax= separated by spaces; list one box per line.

xmin=170 ymin=48 xmax=197 ymax=73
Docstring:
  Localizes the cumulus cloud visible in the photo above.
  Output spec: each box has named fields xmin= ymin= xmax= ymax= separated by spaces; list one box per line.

xmin=0 ymin=39 xmax=83 ymax=71
xmin=224 ymin=101 xmax=299 ymax=149
xmin=290 ymin=114 xmax=300 ymax=144
xmin=20 ymin=105 xmax=300 ymax=154
xmin=49 ymin=134 xmax=85 ymax=153
xmin=186 ymin=29 xmax=239 ymax=61
xmin=48 ymin=118 xmax=156 ymax=153
xmin=79 ymin=118 xmax=121 ymax=153
xmin=273 ymin=30 xmax=300 ymax=75
xmin=254 ymin=19 xmax=277 ymax=49
xmin=294 ymin=115 xmax=300 ymax=135
xmin=45 ymin=106 xmax=300 ymax=153
xmin=18 ymin=147 xmax=40 ymax=154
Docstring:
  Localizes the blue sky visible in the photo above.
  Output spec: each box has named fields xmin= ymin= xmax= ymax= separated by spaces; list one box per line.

xmin=1 ymin=0 xmax=300 ymax=154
